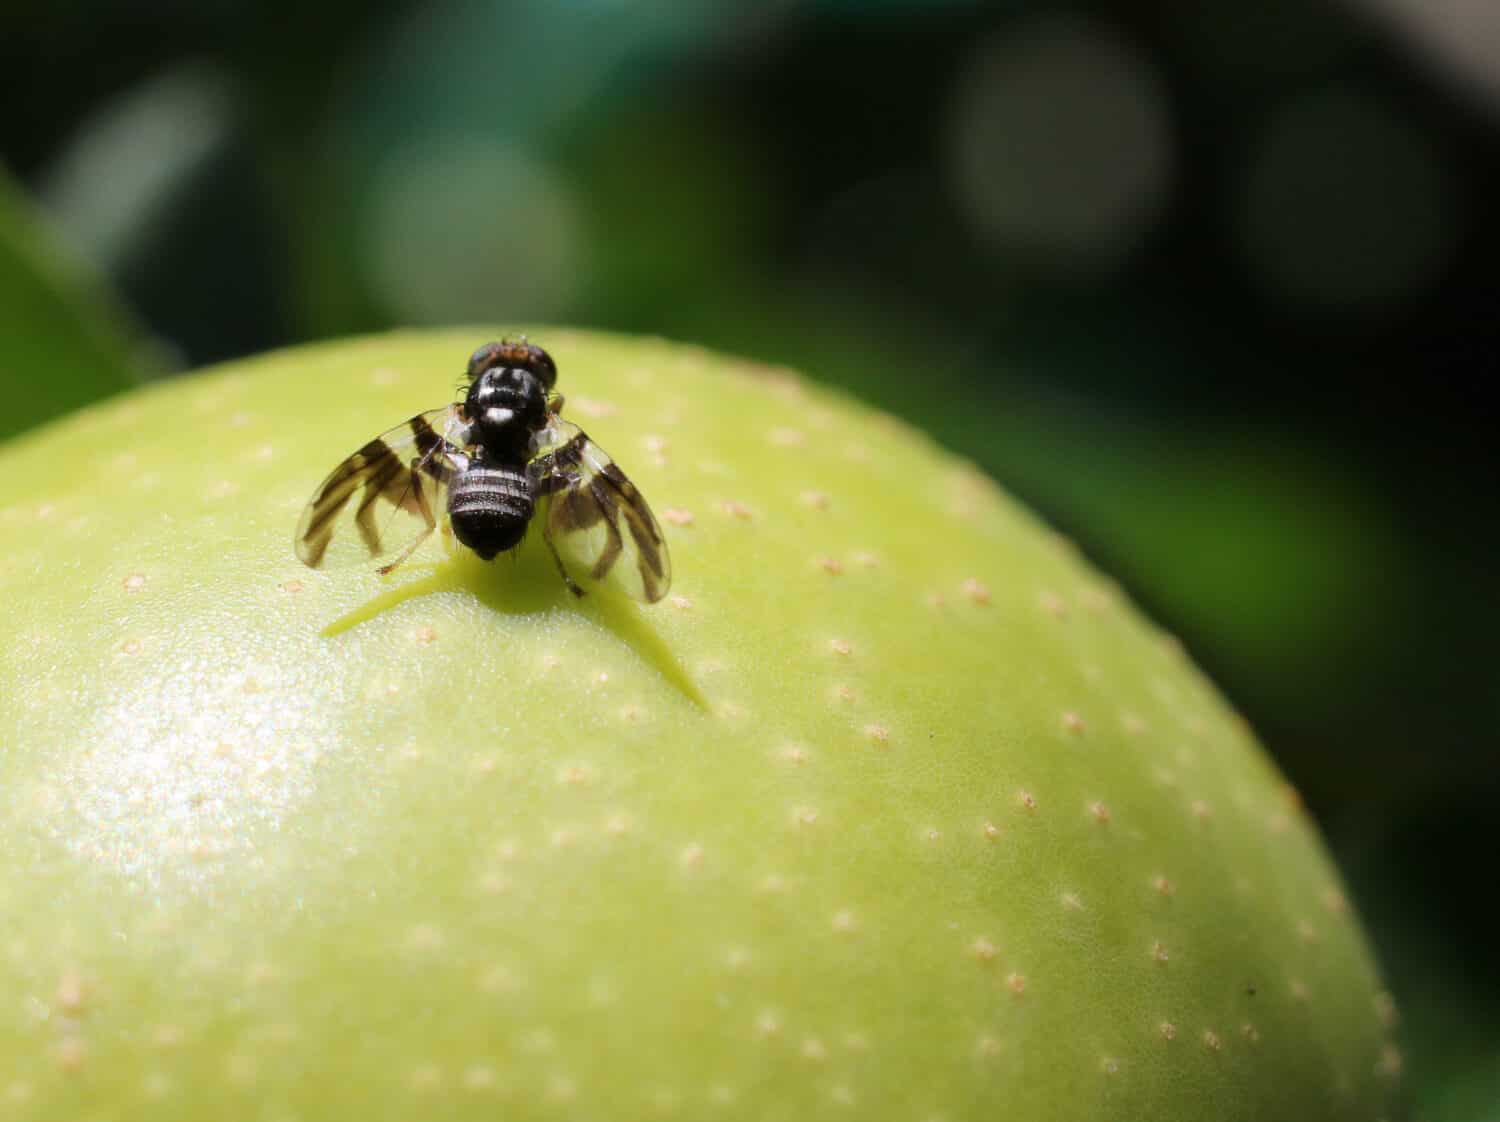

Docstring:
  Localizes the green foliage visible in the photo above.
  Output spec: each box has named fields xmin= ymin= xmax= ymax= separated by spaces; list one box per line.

xmin=0 ymin=167 xmax=157 ymax=441
xmin=0 ymin=331 xmax=1401 ymax=1119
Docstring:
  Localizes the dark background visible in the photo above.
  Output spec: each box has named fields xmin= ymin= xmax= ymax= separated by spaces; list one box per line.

xmin=2 ymin=1 xmax=1496 ymax=1115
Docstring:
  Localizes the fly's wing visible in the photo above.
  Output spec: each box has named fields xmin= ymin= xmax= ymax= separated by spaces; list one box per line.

xmin=529 ymin=416 xmax=671 ymax=603
xmin=294 ymin=405 xmax=469 ymax=570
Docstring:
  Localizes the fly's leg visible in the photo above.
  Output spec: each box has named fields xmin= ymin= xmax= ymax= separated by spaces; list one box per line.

xmin=543 ymin=529 xmax=586 ymax=597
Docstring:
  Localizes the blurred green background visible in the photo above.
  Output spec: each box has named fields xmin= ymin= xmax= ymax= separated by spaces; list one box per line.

xmin=2 ymin=0 xmax=1496 ymax=1116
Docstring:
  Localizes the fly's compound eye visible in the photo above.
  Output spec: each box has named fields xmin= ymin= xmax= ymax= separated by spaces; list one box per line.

xmin=467 ymin=342 xmax=505 ymax=379
xmin=524 ymin=345 xmax=558 ymax=389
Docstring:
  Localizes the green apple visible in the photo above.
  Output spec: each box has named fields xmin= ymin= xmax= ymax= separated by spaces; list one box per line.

xmin=0 ymin=329 xmax=1402 ymax=1120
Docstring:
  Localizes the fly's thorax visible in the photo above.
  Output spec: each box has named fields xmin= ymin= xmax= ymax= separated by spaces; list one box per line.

xmin=465 ymin=367 xmax=548 ymax=461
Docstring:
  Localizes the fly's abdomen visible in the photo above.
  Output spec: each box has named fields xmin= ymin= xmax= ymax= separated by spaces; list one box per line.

xmin=448 ymin=465 xmax=534 ymax=559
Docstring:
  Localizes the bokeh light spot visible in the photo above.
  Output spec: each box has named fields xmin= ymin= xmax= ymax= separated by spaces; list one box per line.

xmin=362 ymin=138 xmax=584 ymax=324
xmin=1237 ymin=87 xmax=1459 ymax=319
xmin=946 ymin=14 xmax=1173 ymax=273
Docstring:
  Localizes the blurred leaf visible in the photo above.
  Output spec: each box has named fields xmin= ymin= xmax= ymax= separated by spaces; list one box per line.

xmin=0 ymin=167 xmax=158 ymax=441
xmin=37 ymin=64 xmax=233 ymax=273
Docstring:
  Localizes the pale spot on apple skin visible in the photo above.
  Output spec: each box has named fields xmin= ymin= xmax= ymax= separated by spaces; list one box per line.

xmin=758 ymin=874 xmax=789 ymax=895
xmin=224 ymin=1053 xmax=257 ymax=1087
xmin=463 ymin=1064 xmax=498 ymax=1092
xmin=573 ymin=397 xmax=616 ymax=418
xmin=1080 ymin=585 xmax=1114 ymax=614
xmin=971 ymin=937 xmax=998 ymax=962
xmin=1202 ymin=1030 xmax=1223 ymax=1053
xmin=55 ymin=969 xmax=87 ymax=1014
xmin=477 ymin=964 xmax=519 ymax=995
xmin=122 ymin=572 xmax=147 ymax=593
xmin=1159 ymin=1022 xmax=1178 ymax=1042
xmin=406 ymin=924 xmax=444 ymax=952
xmin=662 ymin=508 xmax=694 ymax=527
xmin=709 ymin=1085 xmax=736 ymax=1106
xmin=56 ymin=1036 xmax=87 ymax=1072
xmin=603 ymin=813 xmax=634 ymax=837
xmin=1062 ymin=712 xmax=1086 ymax=735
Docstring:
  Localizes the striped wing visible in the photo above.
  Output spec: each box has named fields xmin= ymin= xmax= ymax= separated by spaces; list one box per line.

xmin=530 ymin=417 xmax=671 ymax=603
xmin=294 ymin=406 xmax=469 ymax=570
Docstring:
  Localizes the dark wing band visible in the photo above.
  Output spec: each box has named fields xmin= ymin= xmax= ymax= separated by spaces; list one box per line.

xmin=530 ymin=417 xmax=671 ymax=603
xmin=294 ymin=406 xmax=468 ymax=570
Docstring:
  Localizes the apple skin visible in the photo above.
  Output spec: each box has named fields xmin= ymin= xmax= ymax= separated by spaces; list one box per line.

xmin=0 ymin=330 xmax=1402 ymax=1120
